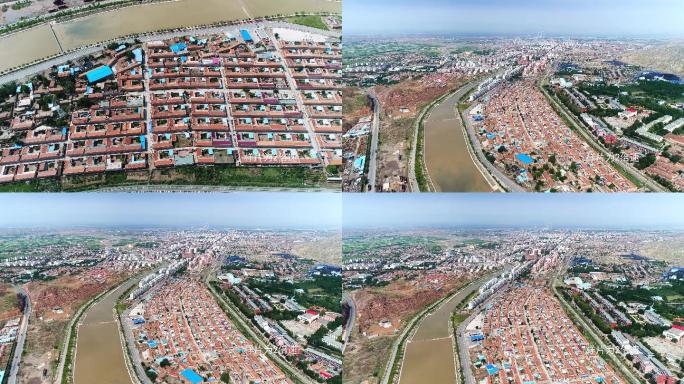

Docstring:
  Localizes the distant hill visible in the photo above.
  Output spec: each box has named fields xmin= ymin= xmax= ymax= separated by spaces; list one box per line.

xmin=621 ymin=42 xmax=684 ymax=78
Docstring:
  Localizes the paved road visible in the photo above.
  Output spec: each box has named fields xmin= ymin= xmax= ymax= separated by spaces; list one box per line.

xmin=342 ymin=292 xmax=355 ymax=352
xmin=270 ymin=28 xmax=322 ymax=156
xmin=122 ymin=296 xmax=154 ymax=384
xmin=455 ymin=286 xmax=511 ymax=384
xmin=93 ymin=184 xmax=339 ymax=193
xmin=205 ymin=270 xmax=316 ymax=384
xmin=118 ymin=266 xmax=169 ymax=384
xmin=551 ymin=267 xmax=643 ymax=384
xmin=538 ymin=75 xmax=666 ymax=192
xmin=6 ymin=285 xmax=30 ymax=384
xmin=366 ymin=92 xmax=380 ymax=191
xmin=0 ymin=20 xmax=340 ymax=85
xmin=461 ymin=103 xmax=525 ymax=192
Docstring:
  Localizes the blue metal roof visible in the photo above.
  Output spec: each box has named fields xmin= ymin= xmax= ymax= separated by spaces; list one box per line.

xmin=170 ymin=43 xmax=187 ymax=53
xmin=485 ymin=364 xmax=500 ymax=375
xmin=85 ymin=66 xmax=113 ymax=83
xmin=240 ymin=29 xmax=253 ymax=42
xmin=181 ymin=369 xmax=203 ymax=384
xmin=132 ymin=48 xmax=143 ymax=63
xmin=515 ymin=153 xmax=534 ymax=165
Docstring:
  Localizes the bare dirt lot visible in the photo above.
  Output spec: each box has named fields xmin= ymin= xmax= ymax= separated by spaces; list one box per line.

xmin=291 ymin=234 xmax=342 ymax=266
xmin=343 ymin=86 xmax=372 ymax=133
xmin=19 ymin=268 xmax=126 ymax=384
xmin=344 ymin=271 xmax=469 ymax=384
xmin=621 ymin=43 xmax=684 ymax=78
xmin=1 ymin=0 xmax=119 ymax=25
xmin=0 ymin=284 xmax=20 ymax=321
xmin=640 ymin=237 xmax=684 ymax=263
xmin=371 ymin=73 xmax=467 ymax=191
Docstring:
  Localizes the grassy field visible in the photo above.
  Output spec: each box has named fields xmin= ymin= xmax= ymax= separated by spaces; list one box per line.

xmin=0 ymin=286 xmax=19 ymax=314
xmin=343 ymin=234 xmax=444 ymax=261
xmin=0 ymin=234 xmax=103 ymax=259
xmin=0 ymin=166 xmax=329 ymax=192
xmin=287 ymin=15 xmax=328 ymax=30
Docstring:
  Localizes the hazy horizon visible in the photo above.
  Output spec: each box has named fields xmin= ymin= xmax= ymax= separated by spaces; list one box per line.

xmin=344 ymin=0 xmax=684 ymax=38
xmin=343 ymin=194 xmax=684 ymax=230
xmin=0 ymin=193 xmax=342 ymax=230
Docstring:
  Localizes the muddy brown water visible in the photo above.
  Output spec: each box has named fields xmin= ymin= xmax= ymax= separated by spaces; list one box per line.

xmin=0 ymin=0 xmax=340 ymax=72
xmin=398 ymin=274 xmax=494 ymax=384
xmin=73 ymin=278 xmax=139 ymax=384
xmin=423 ymin=91 xmax=492 ymax=192
xmin=0 ymin=25 xmax=61 ymax=72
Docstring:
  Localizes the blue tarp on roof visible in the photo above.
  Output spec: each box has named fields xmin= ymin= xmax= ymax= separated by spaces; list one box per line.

xmin=147 ymin=340 xmax=158 ymax=348
xmin=132 ymin=318 xmax=145 ymax=324
xmin=470 ymin=334 xmax=484 ymax=342
xmin=353 ymin=156 xmax=365 ymax=171
xmin=86 ymin=66 xmax=113 ymax=83
xmin=240 ymin=29 xmax=253 ymax=42
xmin=181 ymin=369 xmax=203 ymax=384
xmin=132 ymin=48 xmax=143 ymax=63
xmin=170 ymin=43 xmax=187 ymax=53
xmin=140 ymin=135 xmax=146 ymax=150
xmin=515 ymin=153 xmax=534 ymax=165
xmin=485 ymin=364 xmax=499 ymax=375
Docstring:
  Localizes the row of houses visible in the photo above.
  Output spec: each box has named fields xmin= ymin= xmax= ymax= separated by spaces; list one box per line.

xmin=611 ymin=330 xmax=678 ymax=384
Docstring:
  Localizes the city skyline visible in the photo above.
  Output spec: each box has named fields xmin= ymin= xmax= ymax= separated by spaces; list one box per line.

xmin=0 ymin=193 xmax=342 ymax=229
xmin=344 ymin=0 xmax=684 ymax=37
xmin=343 ymin=194 xmax=684 ymax=229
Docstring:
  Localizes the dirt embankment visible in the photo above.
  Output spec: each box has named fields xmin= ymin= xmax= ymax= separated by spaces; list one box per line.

xmin=0 ymin=284 xmax=21 ymax=321
xmin=19 ymin=268 xmax=127 ymax=384
xmin=371 ymin=73 xmax=468 ymax=191
xmin=344 ymin=271 xmax=470 ymax=384
xmin=343 ymin=86 xmax=372 ymax=133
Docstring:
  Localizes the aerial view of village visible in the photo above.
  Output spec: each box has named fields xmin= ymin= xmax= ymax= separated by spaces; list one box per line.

xmin=0 ymin=0 xmax=341 ymax=191
xmin=342 ymin=0 xmax=684 ymax=192
xmin=342 ymin=193 xmax=684 ymax=384
xmin=0 ymin=193 xmax=343 ymax=384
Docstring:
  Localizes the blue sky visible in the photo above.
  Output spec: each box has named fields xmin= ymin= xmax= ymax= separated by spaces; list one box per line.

xmin=3 ymin=193 xmax=682 ymax=231
xmin=343 ymin=194 xmax=684 ymax=229
xmin=0 ymin=193 xmax=341 ymax=229
xmin=344 ymin=0 xmax=684 ymax=37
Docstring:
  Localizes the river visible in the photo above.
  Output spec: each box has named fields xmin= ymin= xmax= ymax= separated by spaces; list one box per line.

xmin=73 ymin=277 xmax=139 ymax=384
xmin=423 ymin=89 xmax=492 ymax=192
xmin=398 ymin=273 xmax=494 ymax=384
xmin=0 ymin=0 xmax=340 ymax=72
